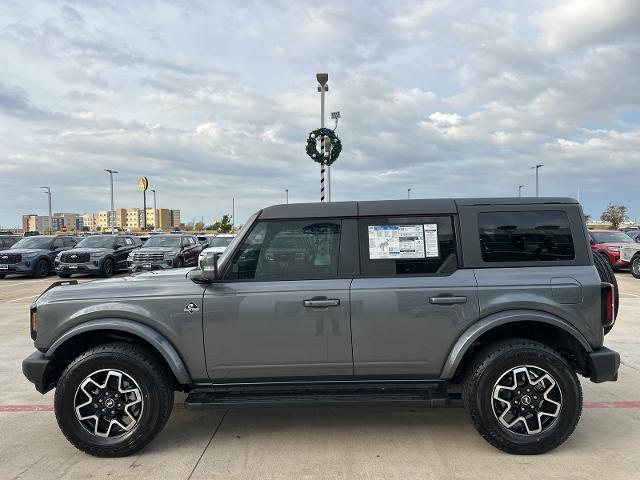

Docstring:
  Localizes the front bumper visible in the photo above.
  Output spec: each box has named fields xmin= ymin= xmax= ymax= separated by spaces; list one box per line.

xmin=128 ymin=260 xmax=174 ymax=273
xmin=55 ymin=261 xmax=101 ymax=274
xmin=0 ymin=261 xmax=34 ymax=274
xmin=22 ymin=351 xmax=55 ymax=394
xmin=588 ymin=347 xmax=620 ymax=383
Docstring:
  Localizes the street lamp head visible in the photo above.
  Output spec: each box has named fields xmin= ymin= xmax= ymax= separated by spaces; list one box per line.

xmin=104 ymin=169 xmax=118 ymax=174
xmin=331 ymin=111 xmax=341 ymax=119
xmin=316 ymin=73 xmax=328 ymax=86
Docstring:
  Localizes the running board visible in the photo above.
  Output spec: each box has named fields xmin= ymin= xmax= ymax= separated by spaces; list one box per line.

xmin=184 ymin=383 xmax=451 ymax=410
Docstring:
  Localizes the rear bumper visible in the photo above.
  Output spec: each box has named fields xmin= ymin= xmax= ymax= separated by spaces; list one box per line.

xmin=588 ymin=347 xmax=620 ymax=383
xmin=22 ymin=351 xmax=54 ymax=394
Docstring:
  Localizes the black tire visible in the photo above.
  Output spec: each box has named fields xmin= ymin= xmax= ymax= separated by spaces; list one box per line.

xmin=463 ymin=339 xmax=582 ymax=455
xmin=593 ymin=251 xmax=619 ymax=321
xmin=630 ymin=255 xmax=640 ymax=279
xmin=173 ymin=257 xmax=183 ymax=269
xmin=57 ymin=272 xmax=72 ymax=279
xmin=101 ymin=258 xmax=114 ymax=278
xmin=54 ymin=342 xmax=174 ymax=457
xmin=32 ymin=258 xmax=50 ymax=278
xmin=0 ymin=273 xmax=5 ymax=278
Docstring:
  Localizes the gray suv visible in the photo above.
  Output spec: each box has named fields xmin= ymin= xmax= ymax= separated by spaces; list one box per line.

xmin=55 ymin=235 xmax=142 ymax=278
xmin=1 ymin=235 xmax=78 ymax=278
xmin=127 ymin=234 xmax=201 ymax=272
xmin=22 ymin=198 xmax=620 ymax=457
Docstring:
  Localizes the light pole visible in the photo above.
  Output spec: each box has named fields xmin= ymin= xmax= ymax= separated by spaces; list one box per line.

xmin=105 ymin=169 xmax=118 ymax=233
xmin=232 ymin=197 xmax=235 ymax=230
xmin=317 ymin=73 xmax=329 ymax=202
xmin=40 ymin=187 xmax=52 ymax=234
xmin=518 ymin=185 xmax=524 ymax=197
xmin=151 ymin=189 xmax=157 ymax=230
xmin=285 ymin=189 xmax=289 ymax=204
xmin=531 ymin=164 xmax=544 ymax=197
xmin=407 ymin=188 xmax=412 ymax=199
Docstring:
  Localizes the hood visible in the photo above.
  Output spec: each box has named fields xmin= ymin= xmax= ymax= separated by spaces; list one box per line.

xmin=136 ymin=247 xmax=179 ymax=253
xmin=35 ymin=268 xmax=196 ymax=304
xmin=64 ymin=248 xmax=111 ymax=255
xmin=4 ymin=248 xmax=48 ymax=255
xmin=598 ymin=242 xmax=640 ymax=248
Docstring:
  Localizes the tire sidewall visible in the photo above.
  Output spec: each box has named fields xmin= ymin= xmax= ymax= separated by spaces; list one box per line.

xmin=472 ymin=347 xmax=581 ymax=453
xmin=55 ymin=351 xmax=167 ymax=455
xmin=33 ymin=258 xmax=49 ymax=278
xmin=174 ymin=257 xmax=183 ymax=268
xmin=102 ymin=258 xmax=114 ymax=277
xmin=632 ymin=256 xmax=640 ymax=279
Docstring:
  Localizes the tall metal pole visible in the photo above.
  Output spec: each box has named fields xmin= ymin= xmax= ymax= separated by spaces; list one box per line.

xmin=40 ymin=187 xmax=52 ymax=234
xmin=143 ymin=191 xmax=147 ymax=230
xmin=317 ymin=73 xmax=328 ymax=202
xmin=407 ymin=188 xmax=411 ymax=199
xmin=232 ymin=197 xmax=235 ymax=230
xmin=285 ymin=189 xmax=289 ymax=204
xmin=518 ymin=185 xmax=524 ymax=197
xmin=151 ymin=189 xmax=157 ymax=229
xmin=531 ymin=164 xmax=544 ymax=197
xmin=105 ymin=170 xmax=118 ymax=233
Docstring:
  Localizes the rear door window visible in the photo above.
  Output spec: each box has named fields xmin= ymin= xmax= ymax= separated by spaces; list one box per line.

xmin=478 ymin=211 xmax=575 ymax=262
xmin=358 ymin=216 xmax=457 ymax=276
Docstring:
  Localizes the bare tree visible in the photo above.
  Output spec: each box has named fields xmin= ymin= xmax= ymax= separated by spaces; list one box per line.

xmin=601 ymin=204 xmax=628 ymax=229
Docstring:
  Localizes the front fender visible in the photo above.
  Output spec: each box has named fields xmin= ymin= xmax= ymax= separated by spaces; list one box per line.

xmin=440 ymin=309 xmax=593 ymax=379
xmin=46 ymin=318 xmax=192 ymax=384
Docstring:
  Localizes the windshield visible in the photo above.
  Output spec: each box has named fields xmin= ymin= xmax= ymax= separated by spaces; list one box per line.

xmin=210 ymin=236 xmax=234 ymax=247
xmin=11 ymin=237 xmax=53 ymax=249
xmin=592 ymin=231 xmax=634 ymax=243
xmin=143 ymin=236 xmax=182 ymax=248
xmin=76 ymin=236 xmax=116 ymax=248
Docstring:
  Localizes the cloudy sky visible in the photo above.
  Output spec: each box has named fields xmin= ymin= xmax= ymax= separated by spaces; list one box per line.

xmin=1 ymin=0 xmax=639 ymax=227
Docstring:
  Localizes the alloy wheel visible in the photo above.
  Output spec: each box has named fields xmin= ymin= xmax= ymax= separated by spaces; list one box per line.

xmin=74 ymin=369 xmax=144 ymax=438
xmin=491 ymin=365 xmax=562 ymax=435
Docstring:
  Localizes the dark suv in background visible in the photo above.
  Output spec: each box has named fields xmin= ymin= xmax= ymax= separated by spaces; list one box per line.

xmin=55 ymin=235 xmax=142 ymax=278
xmin=127 ymin=234 xmax=201 ymax=272
xmin=0 ymin=235 xmax=78 ymax=278
xmin=0 ymin=235 xmax=19 ymax=251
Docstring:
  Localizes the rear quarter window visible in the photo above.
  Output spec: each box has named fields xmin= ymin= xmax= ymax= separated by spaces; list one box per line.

xmin=478 ymin=210 xmax=575 ymax=262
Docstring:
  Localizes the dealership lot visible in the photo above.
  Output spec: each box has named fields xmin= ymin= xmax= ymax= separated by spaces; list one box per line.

xmin=0 ymin=274 xmax=639 ymax=480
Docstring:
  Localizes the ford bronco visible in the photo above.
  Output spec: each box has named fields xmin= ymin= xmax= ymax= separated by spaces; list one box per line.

xmin=22 ymin=198 xmax=620 ymax=457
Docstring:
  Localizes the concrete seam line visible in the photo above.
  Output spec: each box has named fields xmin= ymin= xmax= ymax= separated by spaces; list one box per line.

xmin=187 ymin=409 xmax=229 ymax=480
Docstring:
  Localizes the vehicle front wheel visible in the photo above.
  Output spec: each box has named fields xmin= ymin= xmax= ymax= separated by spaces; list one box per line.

xmin=32 ymin=259 xmax=49 ymax=278
xmin=54 ymin=342 xmax=174 ymax=457
xmin=463 ymin=339 xmax=582 ymax=455
xmin=631 ymin=255 xmax=640 ymax=279
xmin=173 ymin=257 xmax=183 ymax=268
xmin=101 ymin=258 xmax=114 ymax=278
xmin=57 ymin=272 xmax=72 ymax=279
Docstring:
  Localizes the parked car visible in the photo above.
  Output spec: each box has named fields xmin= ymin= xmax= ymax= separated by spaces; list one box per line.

xmin=23 ymin=198 xmax=619 ymax=457
xmin=55 ymin=234 xmax=142 ymax=278
xmin=0 ymin=235 xmax=78 ymax=278
xmin=0 ymin=234 xmax=19 ymax=251
xmin=23 ymin=231 xmax=41 ymax=237
xmin=588 ymin=229 xmax=639 ymax=269
xmin=127 ymin=234 xmax=201 ymax=272
xmin=625 ymin=230 xmax=640 ymax=242
xmin=197 ymin=233 xmax=236 ymax=264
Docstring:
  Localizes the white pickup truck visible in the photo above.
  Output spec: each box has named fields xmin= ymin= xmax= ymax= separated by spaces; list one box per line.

xmin=621 ymin=245 xmax=640 ymax=278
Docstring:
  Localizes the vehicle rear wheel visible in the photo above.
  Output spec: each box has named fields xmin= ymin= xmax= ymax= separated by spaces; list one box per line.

xmin=593 ymin=251 xmax=619 ymax=324
xmin=101 ymin=258 xmax=114 ymax=278
xmin=173 ymin=257 xmax=183 ymax=269
xmin=57 ymin=272 xmax=72 ymax=279
xmin=0 ymin=274 xmax=5 ymax=278
xmin=631 ymin=255 xmax=640 ymax=279
xmin=463 ymin=339 xmax=582 ymax=455
xmin=32 ymin=259 xmax=49 ymax=278
xmin=54 ymin=342 xmax=174 ymax=457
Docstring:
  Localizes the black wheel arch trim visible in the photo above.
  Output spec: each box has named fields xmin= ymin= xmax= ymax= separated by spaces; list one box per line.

xmin=45 ymin=319 xmax=192 ymax=385
xmin=440 ymin=309 xmax=593 ymax=379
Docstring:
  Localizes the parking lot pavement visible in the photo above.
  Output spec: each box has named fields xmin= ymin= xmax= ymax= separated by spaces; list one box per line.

xmin=1 ymin=274 xmax=639 ymax=480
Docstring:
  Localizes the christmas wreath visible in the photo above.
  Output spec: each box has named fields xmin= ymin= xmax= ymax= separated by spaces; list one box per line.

xmin=306 ymin=127 xmax=342 ymax=166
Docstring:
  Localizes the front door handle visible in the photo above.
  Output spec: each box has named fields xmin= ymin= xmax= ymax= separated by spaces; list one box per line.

xmin=429 ymin=296 xmax=467 ymax=305
xmin=303 ymin=298 xmax=340 ymax=308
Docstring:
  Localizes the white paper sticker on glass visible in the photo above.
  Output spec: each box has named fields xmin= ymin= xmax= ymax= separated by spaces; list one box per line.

xmin=368 ymin=225 xmax=426 ymax=259
xmin=423 ymin=223 xmax=439 ymax=258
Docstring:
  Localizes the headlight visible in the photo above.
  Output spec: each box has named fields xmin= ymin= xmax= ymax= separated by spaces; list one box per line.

xmin=607 ymin=247 xmax=621 ymax=252
xmin=90 ymin=252 xmax=105 ymax=258
xmin=164 ymin=250 xmax=179 ymax=259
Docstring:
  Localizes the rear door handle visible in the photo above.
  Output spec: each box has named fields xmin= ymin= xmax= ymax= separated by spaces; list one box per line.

xmin=429 ymin=296 xmax=467 ymax=305
xmin=303 ymin=298 xmax=340 ymax=308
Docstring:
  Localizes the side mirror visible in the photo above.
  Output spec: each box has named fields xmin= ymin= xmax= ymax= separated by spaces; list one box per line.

xmin=200 ymin=252 xmax=220 ymax=281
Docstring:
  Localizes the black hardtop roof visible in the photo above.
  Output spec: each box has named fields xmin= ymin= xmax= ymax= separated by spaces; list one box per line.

xmin=258 ymin=197 xmax=578 ymax=220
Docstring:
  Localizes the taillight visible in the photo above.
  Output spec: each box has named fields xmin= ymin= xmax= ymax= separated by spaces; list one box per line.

xmin=30 ymin=308 xmax=38 ymax=340
xmin=600 ymin=282 xmax=615 ymax=329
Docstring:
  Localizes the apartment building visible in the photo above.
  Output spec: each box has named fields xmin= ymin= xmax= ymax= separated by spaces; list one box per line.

xmin=21 ymin=213 xmax=83 ymax=233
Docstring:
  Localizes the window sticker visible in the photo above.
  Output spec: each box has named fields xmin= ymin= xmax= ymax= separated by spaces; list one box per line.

xmin=423 ymin=223 xmax=439 ymax=258
xmin=368 ymin=225 xmax=426 ymax=259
